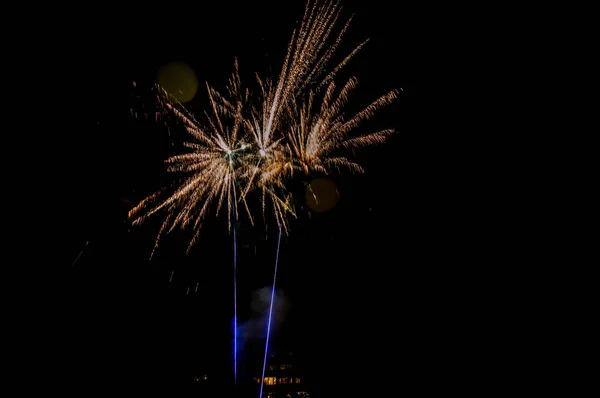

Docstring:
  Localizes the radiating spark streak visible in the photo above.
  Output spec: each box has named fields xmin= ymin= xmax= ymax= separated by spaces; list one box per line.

xmin=71 ymin=240 xmax=89 ymax=266
xmin=285 ymin=78 xmax=399 ymax=176
xmin=247 ymin=0 xmax=357 ymax=150
xmin=259 ymin=227 xmax=283 ymax=398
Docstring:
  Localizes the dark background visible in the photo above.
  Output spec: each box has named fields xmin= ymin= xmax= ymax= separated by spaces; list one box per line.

xmin=32 ymin=1 xmax=516 ymax=396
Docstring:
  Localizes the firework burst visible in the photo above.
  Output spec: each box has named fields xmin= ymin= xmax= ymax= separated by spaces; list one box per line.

xmin=286 ymin=77 xmax=399 ymax=176
xmin=128 ymin=62 xmax=252 ymax=256
xmin=128 ymin=0 xmax=398 ymax=250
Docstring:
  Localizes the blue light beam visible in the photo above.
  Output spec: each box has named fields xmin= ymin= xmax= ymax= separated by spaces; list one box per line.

xmin=259 ymin=227 xmax=282 ymax=398
xmin=233 ymin=226 xmax=238 ymax=384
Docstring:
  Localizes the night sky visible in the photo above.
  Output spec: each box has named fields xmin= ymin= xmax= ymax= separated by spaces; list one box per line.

xmin=42 ymin=1 xmax=505 ymax=396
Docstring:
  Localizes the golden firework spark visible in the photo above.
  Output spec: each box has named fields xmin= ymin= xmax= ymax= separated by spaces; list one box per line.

xmin=286 ymin=77 xmax=399 ymax=176
xmin=128 ymin=62 xmax=252 ymax=256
